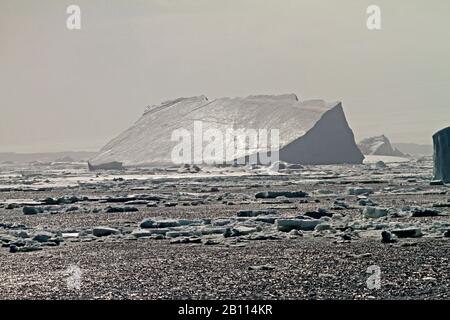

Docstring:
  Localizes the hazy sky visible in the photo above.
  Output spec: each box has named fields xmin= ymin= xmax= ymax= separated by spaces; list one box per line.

xmin=1 ymin=0 xmax=449 ymax=152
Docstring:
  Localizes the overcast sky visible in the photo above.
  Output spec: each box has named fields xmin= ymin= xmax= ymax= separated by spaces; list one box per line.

xmin=1 ymin=0 xmax=449 ymax=152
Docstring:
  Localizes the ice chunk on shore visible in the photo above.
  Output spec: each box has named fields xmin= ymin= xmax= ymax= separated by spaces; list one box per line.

xmin=276 ymin=218 xmax=321 ymax=232
xmin=363 ymin=207 xmax=389 ymax=219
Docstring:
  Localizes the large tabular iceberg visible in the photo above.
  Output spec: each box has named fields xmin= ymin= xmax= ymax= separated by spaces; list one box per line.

xmin=91 ymin=94 xmax=364 ymax=167
xmin=433 ymin=126 xmax=450 ymax=183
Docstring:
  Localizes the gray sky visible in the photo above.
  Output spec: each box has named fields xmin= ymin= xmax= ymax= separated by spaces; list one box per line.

xmin=1 ymin=0 xmax=449 ymax=152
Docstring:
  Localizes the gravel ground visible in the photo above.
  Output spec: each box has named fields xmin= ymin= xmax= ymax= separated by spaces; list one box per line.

xmin=1 ymin=238 xmax=450 ymax=299
xmin=1 ymin=161 xmax=449 ymax=300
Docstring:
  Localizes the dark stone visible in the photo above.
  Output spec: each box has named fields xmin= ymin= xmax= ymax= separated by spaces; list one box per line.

xmin=32 ymin=232 xmax=54 ymax=243
xmin=391 ymin=228 xmax=422 ymax=238
xmin=105 ymin=206 xmax=138 ymax=213
xmin=255 ymin=191 xmax=308 ymax=199
xmin=411 ymin=207 xmax=440 ymax=217
xmin=92 ymin=227 xmax=120 ymax=237
xmin=341 ymin=233 xmax=352 ymax=241
xmin=381 ymin=230 xmax=397 ymax=243
xmin=9 ymin=244 xmax=42 ymax=253
xmin=304 ymin=208 xmax=333 ymax=219
xmin=23 ymin=207 xmax=43 ymax=215
xmin=432 ymin=203 xmax=450 ymax=208
xmin=237 ymin=209 xmax=277 ymax=217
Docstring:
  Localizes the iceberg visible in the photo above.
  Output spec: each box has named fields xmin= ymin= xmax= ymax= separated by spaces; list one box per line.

xmin=358 ymin=135 xmax=405 ymax=157
xmin=91 ymin=94 xmax=364 ymax=166
xmin=433 ymin=126 xmax=450 ymax=183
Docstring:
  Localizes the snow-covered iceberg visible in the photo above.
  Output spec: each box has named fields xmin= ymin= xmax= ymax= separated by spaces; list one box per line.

xmin=91 ymin=94 xmax=364 ymax=166
xmin=433 ymin=126 xmax=450 ymax=183
xmin=358 ymin=135 xmax=405 ymax=157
